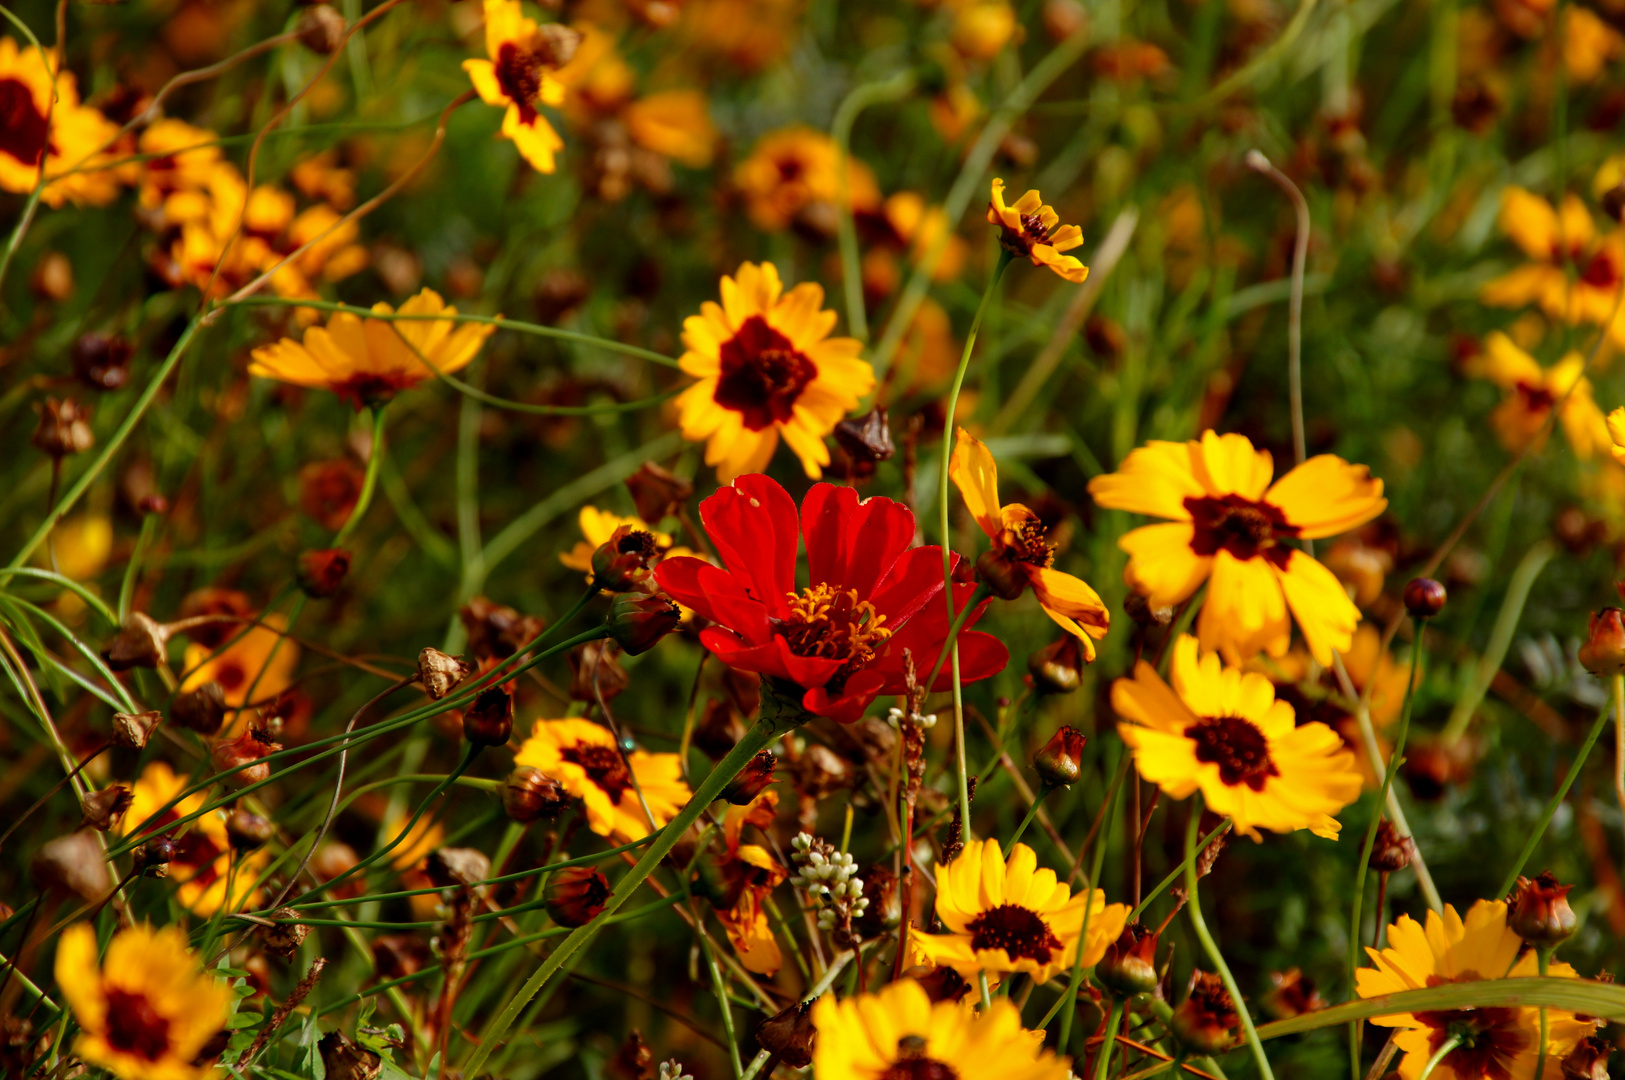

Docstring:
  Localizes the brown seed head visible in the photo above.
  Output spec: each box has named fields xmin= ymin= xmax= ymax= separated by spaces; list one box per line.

xmin=1033 ymin=725 xmax=1087 ymax=787
xmin=211 ymin=727 xmax=282 ymax=787
xmin=833 ymin=408 xmax=895 ymax=477
xmin=545 ymin=865 xmax=611 ymax=927
xmin=1369 ymin=819 xmax=1414 ymax=873
xmin=1170 ymin=970 xmax=1239 ymax=1054
xmin=133 ymin=836 xmax=176 ymax=878
xmin=625 ymin=460 xmax=694 ymax=525
xmin=102 ymin=612 xmax=169 ymax=671
xmin=417 ymin=647 xmax=470 ymax=700
xmin=261 ymin=908 xmax=310 ymax=958
xmin=71 ymin=333 xmax=133 ymax=391
xmin=31 ymin=830 xmax=113 ymax=902
xmin=1028 ymin=634 xmax=1084 ymax=695
xmin=110 ymin=709 xmax=163 ymax=750
xmin=426 ymin=847 xmax=492 ymax=889
xmin=296 ymin=4 xmax=347 ymax=53
xmin=755 ymin=999 xmax=817 ymax=1068
xmin=462 ymin=685 xmax=515 ymax=748
xmin=32 ymin=397 xmax=94 ymax=458
xmin=1509 ymin=870 xmax=1578 ymax=947
xmin=460 ymin=596 xmax=545 ymax=660
xmin=172 ymin=681 xmax=227 ymax=735
xmin=606 ymin=592 xmax=681 ymax=654
xmin=226 ymin=809 xmax=276 ymax=851
xmin=503 ymin=766 xmax=569 ymax=823
xmin=1579 ymin=608 xmax=1625 ymax=676
xmin=79 ymin=786 xmax=132 ymax=832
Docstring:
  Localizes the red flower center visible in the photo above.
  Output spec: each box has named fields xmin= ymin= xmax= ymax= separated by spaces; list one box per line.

xmin=1019 ymin=210 xmax=1053 ymax=242
xmin=1184 ymin=493 xmax=1298 ymax=568
xmin=714 ymin=315 xmax=817 ymax=431
xmin=0 ymin=77 xmax=52 ymax=168
xmin=775 ymin=156 xmax=805 ymax=183
xmin=560 ymin=741 xmax=633 ymax=802
xmin=104 ymin=987 xmax=173 ymax=1062
xmin=1414 ymin=976 xmax=1529 ymax=1080
xmin=1513 ymin=380 xmax=1556 ymax=413
xmin=495 ymin=42 xmax=542 ymax=122
xmin=881 ymin=1049 xmax=959 ymax=1080
xmin=966 ymin=902 xmax=1062 ymax=963
xmin=1581 ymin=249 xmax=1621 ymax=291
xmin=1185 ymin=715 xmax=1279 ymax=791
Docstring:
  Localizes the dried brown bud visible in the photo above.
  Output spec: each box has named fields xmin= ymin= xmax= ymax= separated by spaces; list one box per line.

xmin=462 ymin=686 xmax=514 ymax=748
xmin=1579 ymin=608 xmax=1625 ymax=676
xmin=226 ymin=809 xmax=276 ymax=851
xmin=855 ymin=865 xmax=901 ymax=935
xmin=911 ymin=964 xmax=973 ymax=1003
xmin=426 ymin=847 xmax=491 ymax=889
xmin=318 ymin=1031 xmax=382 ymax=1080
xmin=300 ymin=460 xmax=364 ymax=532
xmin=1124 ymin=591 xmax=1174 ymax=627
xmin=1262 ymin=968 xmax=1324 ymax=1021
xmin=211 ymin=727 xmax=282 ymax=787
xmin=1195 ymin=813 xmax=1228 ymax=878
xmin=133 ymin=836 xmax=176 ymax=877
xmin=606 ymin=592 xmax=681 ymax=654
xmin=1509 ymin=870 xmax=1578 ymax=947
xmin=545 ymin=865 xmax=611 ymax=927
xmin=417 ymin=647 xmax=470 ymax=700
xmin=110 ymin=709 xmax=163 ymax=750
xmin=261 ymin=908 xmax=309 ymax=958
xmin=297 ymin=548 xmax=351 ymax=598
xmin=974 ymin=547 xmax=1029 ymax=601
xmin=568 ymin=639 xmax=629 ymax=703
xmin=1098 ymin=922 xmax=1159 ymax=996
xmin=503 ymin=766 xmax=568 ymax=823
xmin=592 ymin=525 xmax=660 ymax=592
xmin=721 ymin=750 xmax=778 ymax=805
xmin=32 ymin=397 xmax=94 ymax=458
xmin=1369 ymin=820 xmax=1414 ymax=873
xmin=834 ymin=408 xmax=895 ymax=470
xmin=103 ymin=613 xmax=168 ymax=672
xmin=1170 ymin=971 xmax=1239 ymax=1054
xmin=1028 ymin=634 xmax=1084 ymax=694
xmin=460 ymin=596 xmax=544 ymax=660
xmin=71 ymin=333 xmax=133 ymax=391
xmin=31 ymin=830 xmax=113 ymax=902
xmin=1033 ymin=726 xmax=1087 ymax=787
xmin=534 ymin=22 xmax=582 ymax=66
xmin=625 ymin=461 xmax=693 ymax=524
xmin=80 ymin=786 xmax=132 ymax=832
xmin=296 ymin=4 xmax=347 ymax=53
xmin=609 ymin=1031 xmax=653 ymax=1080
xmin=1560 ymin=1035 xmax=1613 ymax=1080
xmin=172 ymin=681 xmax=227 ymax=735
xmin=1402 ymin=577 xmax=1447 ymax=620
xmin=755 ymin=999 xmax=816 ymax=1068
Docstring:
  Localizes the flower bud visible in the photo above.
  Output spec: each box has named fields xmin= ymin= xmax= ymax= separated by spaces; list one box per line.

xmin=1509 ymin=870 xmax=1577 ymax=948
xmin=1560 ymin=1035 xmax=1612 ymax=1080
xmin=755 ymin=999 xmax=816 ymax=1069
xmin=1098 ymin=922 xmax=1159 ymax=996
xmin=568 ymin=639 xmax=628 ymax=703
xmin=227 ymin=809 xmax=276 ymax=851
xmin=625 ymin=461 xmax=694 ymax=525
xmin=592 ymin=525 xmax=661 ymax=592
xmin=721 ymin=750 xmax=778 ymax=805
xmin=461 ymin=686 xmax=514 ymax=748
xmin=974 ymin=547 xmax=1028 ymax=601
xmin=110 ymin=709 xmax=163 ymax=750
xmin=545 ymin=865 xmax=610 ymax=927
xmin=417 ymin=647 xmax=470 ymax=700
xmin=297 ymin=548 xmax=351 ymax=598
xmin=102 ymin=612 xmax=168 ymax=671
xmin=833 ymin=408 xmax=895 ymax=479
xmin=212 ymin=727 xmax=282 ymax=788
xmin=503 ymin=767 xmax=568 ymax=823
xmin=1170 ymin=971 xmax=1239 ymax=1054
xmin=1402 ymin=577 xmax=1447 ymax=620
xmin=32 ymin=397 xmax=94 ymax=458
xmin=133 ymin=836 xmax=176 ymax=878
xmin=1369 ymin=819 xmax=1414 ymax=873
xmin=1033 ymin=726 xmax=1087 ymax=787
xmin=31 ymin=830 xmax=113 ymax=902
xmin=426 ymin=847 xmax=491 ymax=889
xmin=1579 ymin=608 xmax=1625 ymax=676
xmin=173 ymin=681 xmax=227 ymax=735
xmin=1028 ymin=635 xmax=1084 ymax=694
xmin=911 ymin=964 xmax=973 ymax=1003
xmin=261 ymin=908 xmax=309 ymax=959
xmin=80 ymin=785 xmax=132 ymax=832
xmin=1124 ymin=591 xmax=1175 ymax=627
xmin=1261 ymin=968 xmax=1324 ymax=1021
xmin=296 ymin=4 xmax=347 ymax=53
xmin=606 ymin=593 xmax=681 ymax=655
xmin=318 ymin=1031 xmax=382 ymax=1080
xmin=71 ymin=333 xmax=133 ymax=392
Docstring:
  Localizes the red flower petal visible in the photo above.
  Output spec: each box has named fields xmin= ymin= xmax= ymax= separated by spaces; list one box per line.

xmin=699 ymin=474 xmax=800 ymax=619
xmin=801 ymin=483 xmax=916 ymax=600
xmin=868 ymin=545 xmax=953 ymax=625
xmin=803 ymin=668 xmax=888 ymax=724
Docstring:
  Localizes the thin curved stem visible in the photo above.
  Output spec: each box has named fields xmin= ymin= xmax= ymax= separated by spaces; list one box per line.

xmin=1417 ymin=1035 xmax=1462 ymax=1080
xmin=1050 ymin=745 xmax=1123 ymax=1046
xmin=1244 ymin=151 xmax=1310 ymax=466
xmin=832 ymin=70 xmax=916 ymax=342
xmin=1007 ymin=787 xmax=1050 ymax=851
xmin=333 ymin=405 xmax=387 ymax=547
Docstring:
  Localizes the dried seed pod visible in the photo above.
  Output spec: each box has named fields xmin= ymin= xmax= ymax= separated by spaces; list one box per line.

xmin=31 ymin=830 xmax=113 ymax=902
xmin=172 ymin=682 xmax=227 ymax=735
xmin=32 ymin=397 xmax=94 ymax=458
xmin=110 ymin=709 xmax=162 ymax=750
xmin=462 ymin=686 xmax=514 ymax=748
xmin=133 ymin=836 xmax=176 ymax=878
xmin=296 ymin=4 xmax=347 ymax=53
xmin=297 ymin=548 xmax=351 ymax=598
xmin=1170 ymin=971 xmax=1239 ymax=1054
xmin=721 ymin=750 xmax=777 ymax=805
xmin=226 ymin=810 xmax=276 ymax=851
xmin=417 ymin=648 xmax=469 ymax=700
xmin=1097 ymin=922 xmax=1159 ymax=996
xmin=79 ymin=786 xmax=132 ymax=832
xmin=545 ymin=866 xmax=610 ymax=927
xmin=460 ymin=596 xmax=544 ymax=660
xmin=212 ymin=727 xmax=282 ymax=787
xmin=70 ymin=333 xmax=133 ymax=391
xmin=502 ymin=767 xmax=568 ymax=823
xmin=1509 ymin=871 xmax=1578 ymax=948
xmin=1368 ymin=820 xmax=1414 ymax=872
xmin=625 ymin=461 xmax=693 ymax=524
xmin=261 ymin=908 xmax=310 ymax=958
xmin=1033 ymin=726 xmax=1087 ymax=787
xmin=1028 ymin=634 xmax=1083 ymax=694
xmin=425 ymin=847 xmax=491 ymax=889
xmin=102 ymin=612 xmax=168 ymax=671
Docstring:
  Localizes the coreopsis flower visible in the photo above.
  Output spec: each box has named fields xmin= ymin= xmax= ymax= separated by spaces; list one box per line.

xmin=136 ymin=119 xmax=223 ymax=220
xmin=1473 ymin=332 xmax=1609 ymax=458
xmin=55 ymin=923 xmax=232 ymax=1080
xmin=1087 ymin=430 xmax=1388 ymax=665
xmin=179 ymin=613 xmax=297 ymax=719
xmin=811 ymin=978 xmax=1072 ymax=1080
xmin=462 ymin=0 xmax=579 ymax=173
xmin=249 ymin=288 xmax=497 ymax=407
xmin=704 ymin=792 xmax=789 ymax=975
xmin=733 ymin=126 xmax=880 ymax=232
xmin=0 ymin=38 xmax=123 ymax=208
xmin=1481 ymin=187 xmax=1625 ymax=336
xmin=674 ymin=262 xmax=874 ymax=480
xmin=654 ymin=476 xmax=1009 ymax=724
xmin=513 ymin=718 xmax=690 ymax=841
xmin=123 ymin=761 xmax=267 ymax=914
xmin=1357 ymin=900 xmax=1595 ymax=1080
xmin=1113 ymin=635 xmax=1364 ymax=840
xmin=862 ymin=192 xmax=969 ymax=294
xmin=950 ymin=429 xmax=1110 ymax=655
xmin=987 ymin=178 xmax=1088 ymax=282
xmin=909 ymin=839 xmax=1128 ymax=984
xmin=558 ymin=506 xmax=679 ymax=578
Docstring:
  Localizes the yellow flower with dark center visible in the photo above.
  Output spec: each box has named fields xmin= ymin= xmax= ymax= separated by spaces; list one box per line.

xmin=124 ymin=761 xmax=267 ymax=914
xmin=675 ymin=262 xmax=874 ymax=480
xmin=909 ymin=839 xmax=1127 ymax=984
xmin=732 ymin=126 xmax=879 ymax=232
xmin=811 ymin=972 xmax=1073 ymax=1080
xmin=463 ymin=0 xmax=576 ymax=174
xmin=1481 ymin=186 xmax=1625 ymax=339
xmin=1474 ymin=332 xmax=1609 ymax=458
xmin=55 ymin=922 xmax=232 ymax=1080
xmin=950 ymin=429 xmax=1110 ymax=657
xmin=1356 ymin=900 xmax=1594 ymax=1080
xmin=1087 ymin=430 xmax=1387 ymax=665
xmin=558 ymin=506 xmax=676 ymax=575
xmin=0 ymin=39 xmax=123 ymax=208
xmin=249 ymin=288 xmax=496 ymax=407
xmin=986 ymin=178 xmax=1087 ymax=283
xmin=1112 ymin=635 xmax=1363 ymax=840
xmin=179 ymin=613 xmax=298 ymax=719
xmin=135 ymin=119 xmax=222 ymax=221
xmin=513 ymin=718 xmax=690 ymax=841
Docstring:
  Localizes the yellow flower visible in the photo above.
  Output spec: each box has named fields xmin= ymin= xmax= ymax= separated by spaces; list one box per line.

xmin=1607 ymin=406 xmax=1625 ymax=466
xmin=1356 ymin=900 xmax=1594 ymax=1080
xmin=950 ymin=429 xmax=1110 ymax=656
xmin=909 ymin=838 xmax=1128 ymax=984
xmin=136 ymin=119 xmax=222 ymax=219
xmin=249 ymin=288 xmax=496 ymax=406
xmin=987 ymin=178 xmax=1088 ymax=282
xmin=1481 ymin=186 xmax=1625 ymax=336
xmin=624 ymin=89 xmax=717 ymax=168
xmin=1564 ymin=6 xmax=1624 ymax=82
xmin=709 ymin=792 xmax=787 ymax=976
xmin=180 ymin=612 xmax=298 ymax=714
xmin=675 ymin=262 xmax=874 ymax=480
xmin=949 ymin=0 xmax=1018 ymax=60
xmin=513 ymin=718 xmax=690 ymax=841
xmin=883 ymin=191 xmax=968 ymax=283
xmin=1087 ymin=430 xmax=1388 ymax=665
xmin=1113 ymin=635 xmax=1364 ymax=840
xmin=462 ymin=0 xmax=575 ymax=173
xmin=811 ymin=978 xmax=1072 ymax=1080
xmin=55 ymin=923 xmax=232 ymax=1080
xmin=0 ymin=38 xmax=123 ymax=208
xmin=1272 ymin=622 xmax=1412 ymax=790
xmin=124 ymin=761 xmax=267 ymax=914
xmin=1475 ymin=331 xmax=1610 ymax=458
xmin=732 ymin=126 xmax=879 ymax=232
xmin=559 ymin=506 xmax=676 ymax=573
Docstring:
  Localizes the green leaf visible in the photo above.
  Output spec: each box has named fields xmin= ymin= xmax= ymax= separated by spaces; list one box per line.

xmin=1254 ymin=977 xmax=1625 ymax=1041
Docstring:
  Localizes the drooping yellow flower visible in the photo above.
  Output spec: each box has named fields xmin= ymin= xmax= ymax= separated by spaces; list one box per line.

xmin=513 ymin=718 xmax=690 ymax=841
xmin=0 ymin=38 xmax=123 ymax=208
xmin=732 ymin=126 xmax=879 ymax=232
xmin=1113 ymin=635 xmax=1364 ymax=840
xmin=909 ymin=839 xmax=1128 ymax=984
xmin=675 ymin=262 xmax=874 ymax=480
xmin=558 ymin=506 xmax=677 ymax=574
xmin=462 ymin=0 xmax=576 ymax=173
xmin=1356 ymin=900 xmax=1594 ymax=1080
xmin=180 ymin=612 xmax=298 ymax=716
xmin=1481 ymin=186 xmax=1625 ymax=335
xmin=708 ymin=792 xmax=788 ymax=976
xmin=950 ymin=429 xmax=1110 ymax=656
xmin=1087 ymin=430 xmax=1388 ymax=665
xmin=1474 ymin=331 xmax=1610 ymax=458
xmin=124 ymin=761 xmax=267 ymax=914
xmin=811 ymin=978 xmax=1072 ymax=1080
xmin=55 ymin=923 xmax=232 ymax=1080
xmin=249 ymin=288 xmax=497 ymax=407
xmin=987 ymin=178 xmax=1088 ymax=282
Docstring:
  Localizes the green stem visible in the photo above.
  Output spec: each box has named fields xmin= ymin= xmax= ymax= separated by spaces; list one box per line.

xmin=1184 ymin=808 xmax=1275 ymax=1080
xmin=1127 ymin=818 xmax=1231 ymax=923
xmin=1533 ymin=949 xmax=1551 ymax=1080
xmin=1008 ymin=786 xmax=1050 ymax=850
xmin=1052 ymin=745 xmax=1122 ymax=1048
xmin=117 ymin=514 xmax=160 ymax=623
xmin=699 ymin=931 xmax=743 ymax=1078
xmin=832 ymin=70 xmax=916 ymax=342
xmin=925 ymin=582 xmax=994 ymax=694
xmin=1095 ymin=997 xmax=1125 ymax=1080
xmin=333 ymin=405 xmax=387 ymax=546
xmin=1417 ymin=1035 xmax=1462 ymax=1080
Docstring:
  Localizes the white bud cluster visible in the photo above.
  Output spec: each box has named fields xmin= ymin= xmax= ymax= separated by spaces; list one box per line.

xmin=658 ymin=1061 xmax=692 ymax=1080
xmin=789 ymin=832 xmax=869 ymax=930
xmin=888 ymin=705 xmax=937 ymax=730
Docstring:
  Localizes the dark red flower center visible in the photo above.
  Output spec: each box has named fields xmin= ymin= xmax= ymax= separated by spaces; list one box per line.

xmin=1185 ymin=715 xmax=1279 ymax=791
xmin=1581 ymin=249 xmax=1621 ymax=291
xmin=332 ymin=373 xmax=416 ymax=410
xmin=881 ymin=1039 xmax=959 ymax=1080
xmin=495 ymin=42 xmax=542 ymax=122
xmin=966 ymin=902 xmax=1062 ymax=963
xmin=561 ymin=741 xmax=633 ymax=802
xmin=1184 ymin=493 xmax=1298 ymax=568
xmin=713 ymin=315 xmax=817 ymax=432
xmin=1514 ymin=380 xmax=1556 ymax=412
xmin=1019 ymin=210 xmax=1053 ymax=242
xmin=775 ymin=156 xmax=805 ymax=183
xmin=1414 ymin=975 xmax=1528 ymax=1080
xmin=103 ymin=988 xmax=173 ymax=1062
xmin=1001 ymin=512 xmax=1055 ymax=567
xmin=0 ymin=77 xmax=52 ymax=168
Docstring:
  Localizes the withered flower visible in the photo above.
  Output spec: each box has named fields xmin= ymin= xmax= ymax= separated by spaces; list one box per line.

xmin=755 ymin=999 xmax=816 ymax=1069
xmin=1369 ymin=819 xmax=1414 ymax=873
xmin=833 ymin=408 xmax=895 ymax=480
xmin=296 ymin=4 xmax=346 ymax=53
xmin=460 ymin=596 xmax=544 ymax=660
xmin=910 ymin=964 xmax=973 ymax=1003
xmin=545 ymin=865 xmax=611 ymax=927
xmin=1561 ymin=1035 xmax=1613 ymax=1080
xmin=172 ymin=681 xmax=227 ymax=735
xmin=211 ymin=726 xmax=282 ymax=787
xmin=79 ymin=786 xmax=132 ymax=832
xmin=102 ymin=612 xmax=168 ymax=671
xmin=297 ymin=548 xmax=351 ymax=598
xmin=1262 ymin=968 xmax=1325 ymax=1021
xmin=226 ymin=810 xmax=276 ymax=851
xmin=1028 ymin=634 xmax=1084 ymax=695
xmin=592 ymin=525 xmax=662 ymax=592
xmin=1033 ymin=725 xmax=1086 ymax=787
xmin=417 ymin=647 xmax=470 ymax=701
xmin=462 ymin=685 xmax=515 ymax=748
xmin=32 ymin=397 xmax=94 ymax=458
xmin=261 ymin=907 xmax=310 ymax=959
xmin=625 ymin=461 xmax=693 ymax=525
xmin=32 ymin=830 xmax=113 ymax=902
xmin=721 ymin=750 xmax=778 ymax=805
xmin=133 ymin=836 xmax=176 ymax=878
xmin=1402 ymin=577 xmax=1448 ymax=620
xmin=70 ymin=333 xmax=133 ymax=391
xmin=1579 ymin=608 xmax=1625 ymax=676
xmin=1097 ymin=922 xmax=1160 ymax=996
xmin=1170 ymin=970 xmax=1239 ymax=1054
xmin=605 ymin=592 xmax=681 ymax=654
xmin=1509 ymin=870 xmax=1578 ymax=948
xmin=502 ymin=766 xmax=568 ymax=823
xmin=318 ymin=1031 xmax=382 ymax=1080
xmin=568 ymin=640 xmax=629 ymax=703
xmin=110 ymin=709 xmax=162 ymax=750
xmin=426 ymin=847 xmax=491 ymax=889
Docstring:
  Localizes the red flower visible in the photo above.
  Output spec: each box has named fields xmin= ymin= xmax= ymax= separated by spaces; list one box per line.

xmin=655 ymin=475 xmax=1008 ymax=723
